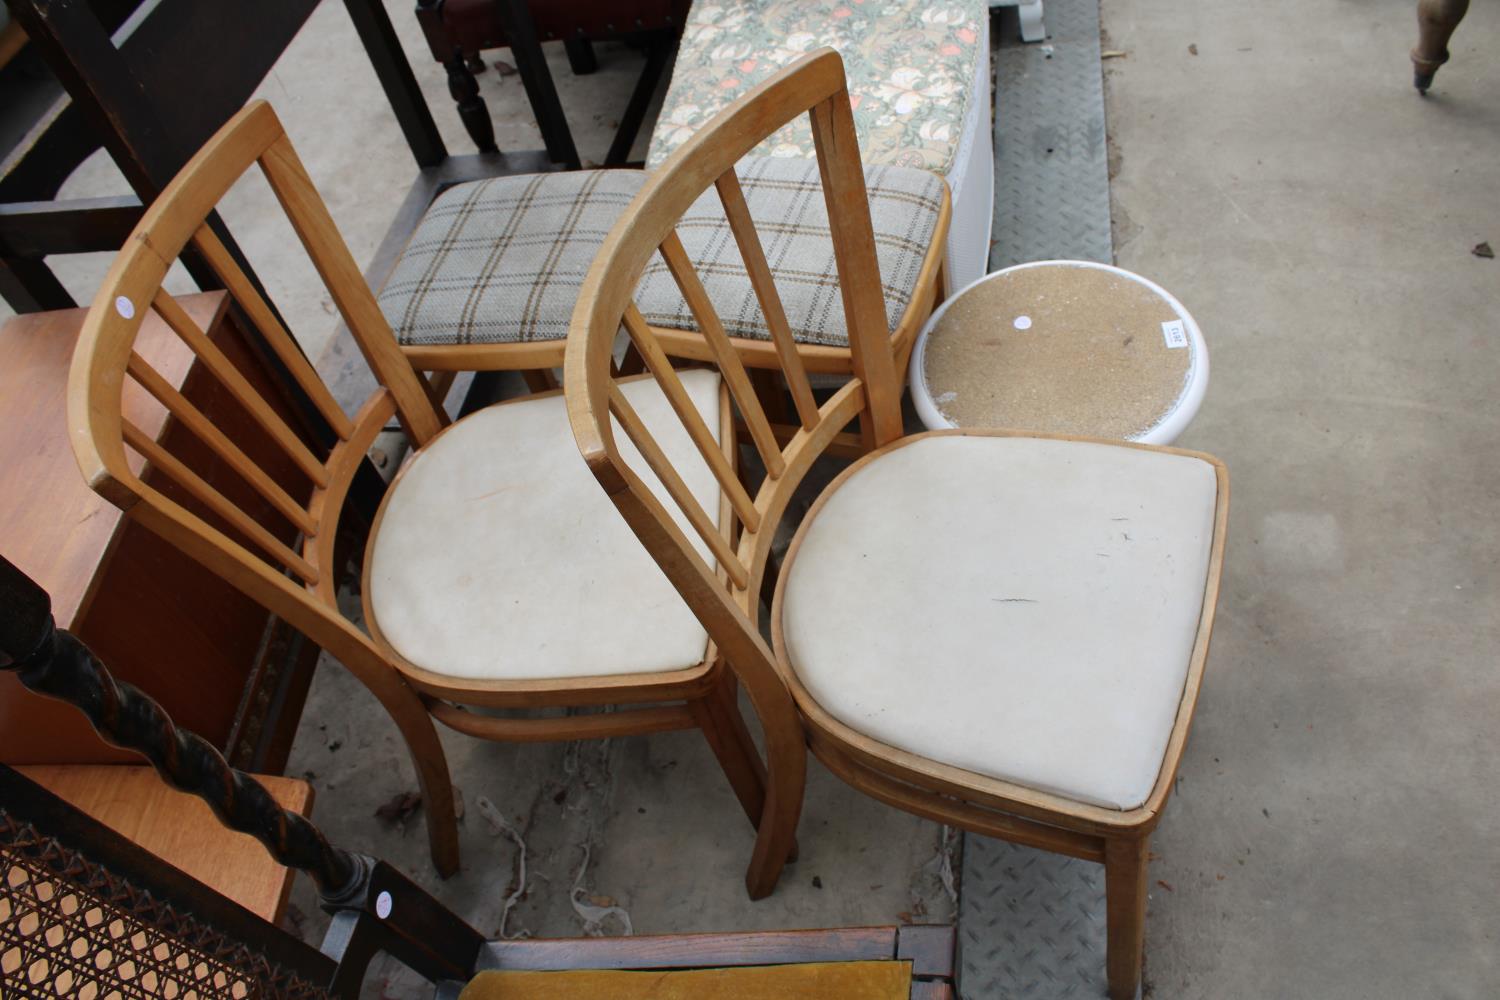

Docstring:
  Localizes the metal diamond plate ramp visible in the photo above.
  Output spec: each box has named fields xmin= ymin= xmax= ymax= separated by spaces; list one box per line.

xmin=959 ymin=837 xmax=1114 ymax=998
xmin=990 ymin=0 xmax=1113 ymax=269
xmin=962 ymin=1 xmax=1118 ymax=994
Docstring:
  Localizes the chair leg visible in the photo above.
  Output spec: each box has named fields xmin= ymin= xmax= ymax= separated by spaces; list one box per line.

xmin=442 ymin=48 xmax=498 ymax=153
xmin=521 ymin=367 xmax=559 ymax=393
xmin=689 ymin=673 xmax=768 ymax=832
xmin=1104 ymin=834 xmax=1150 ymax=1000
xmin=736 ymin=676 xmax=807 ymax=900
xmin=1412 ymin=0 xmax=1470 ymax=93
xmin=366 ymin=671 xmax=461 ymax=877
xmin=409 ymin=720 xmax=461 ymax=878
xmin=564 ymin=37 xmax=598 ymax=75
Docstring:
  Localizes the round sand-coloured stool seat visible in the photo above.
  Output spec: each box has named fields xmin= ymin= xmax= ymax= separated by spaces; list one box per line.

xmin=910 ymin=260 xmax=1209 ymax=444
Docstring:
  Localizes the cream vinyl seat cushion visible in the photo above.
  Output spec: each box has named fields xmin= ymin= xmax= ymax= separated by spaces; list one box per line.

xmin=778 ymin=435 xmax=1219 ymax=811
xmin=367 ymin=370 xmax=723 ymax=682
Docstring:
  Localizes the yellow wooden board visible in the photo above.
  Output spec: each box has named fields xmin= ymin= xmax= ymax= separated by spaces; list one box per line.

xmin=460 ymin=961 xmax=912 ymax=1000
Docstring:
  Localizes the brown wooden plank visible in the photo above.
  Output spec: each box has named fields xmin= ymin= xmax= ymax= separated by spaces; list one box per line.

xmin=483 ymin=927 xmax=900 ymax=972
xmin=620 ymin=303 xmax=760 ymax=533
xmin=192 ymin=224 xmax=356 ymax=441
xmin=656 ymin=231 xmax=786 ymax=478
xmin=0 ymin=293 xmax=225 ymax=765
xmin=153 ymin=288 xmax=329 ymax=488
xmin=16 ymin=764 xmax=312 ymax=924
xmin=122 ymin=420 xmax=319 ymax=585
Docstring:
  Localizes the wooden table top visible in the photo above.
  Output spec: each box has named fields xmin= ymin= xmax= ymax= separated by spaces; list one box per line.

xmin=16 ymin=763 xmax=313 ymax=925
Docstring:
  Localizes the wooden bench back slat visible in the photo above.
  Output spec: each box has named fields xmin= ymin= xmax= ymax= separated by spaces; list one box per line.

xmin=190 ymin=224 xmax=356 ymax=443
xmin=120 ymin=420 xmax=319 ymax=586
xmin=254 ymin=134 xmax=445 ymax=447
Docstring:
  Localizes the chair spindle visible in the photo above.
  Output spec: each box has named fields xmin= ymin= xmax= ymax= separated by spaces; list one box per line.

xmin=606 ymin=384 xmax=749 ymax=590
xmin=712 ymin=170 xmax=820 ymax=432
xmin=191 ymin=224 xmax=355 ymax=441
xmin=125 ymin=352 xmax=317 ymax=537
xmin=122 ymin=420 xmax=319 ymax=585
xmin=657 ymin=231 xmax=787 ymax=479
xmin=621 ymin=304 xmax=761 ymax=534
xmin=150 ymin=290 xmax=331 ymax=488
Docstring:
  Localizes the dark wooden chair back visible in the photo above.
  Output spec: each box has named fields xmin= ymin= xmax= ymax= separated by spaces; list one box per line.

xmin=0 ymin=0 xmax=319 ymax=312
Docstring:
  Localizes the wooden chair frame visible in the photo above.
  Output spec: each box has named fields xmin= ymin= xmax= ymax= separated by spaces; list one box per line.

xmin=566 ymin=50 xmax=1229 ymax=1000
xmin=69 ymin=100 xmax=461 ymax=876
xmin=68 ymin=101 xmax=789 ymax=893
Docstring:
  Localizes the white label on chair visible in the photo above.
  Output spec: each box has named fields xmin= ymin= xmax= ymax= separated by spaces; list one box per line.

xmin=1013 ymin=315 xmax=1033 ymax=330
xmin=115 ymin=296 xmax=135 ymax=320
xmin=1161 ymin=319 xmax=1188 ymax=348
xmin=376 ymin=891 xmax=393 ymax=919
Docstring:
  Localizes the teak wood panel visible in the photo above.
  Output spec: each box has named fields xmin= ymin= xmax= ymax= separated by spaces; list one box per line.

xmin=0 ymin=292 xmax=317 ymax=767
xmin=14 ymin=764 xmax=312 ymax=924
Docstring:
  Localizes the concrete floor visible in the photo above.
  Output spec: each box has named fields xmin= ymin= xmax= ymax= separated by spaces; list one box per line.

xmin=1102 ymin=1 xmax=1500 ymax=996
xmin=13 ymin=0 xmax=1500 ymax=995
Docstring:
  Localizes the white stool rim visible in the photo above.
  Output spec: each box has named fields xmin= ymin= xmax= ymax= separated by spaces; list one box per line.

xmin=908 ymin=259 xmax=1210 ymax=445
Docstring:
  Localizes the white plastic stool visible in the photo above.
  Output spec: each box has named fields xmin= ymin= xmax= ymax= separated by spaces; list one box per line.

xmin=910 ymin=260 xmax=1209 ymax=445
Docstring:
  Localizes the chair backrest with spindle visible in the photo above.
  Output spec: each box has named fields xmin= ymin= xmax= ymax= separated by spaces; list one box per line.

xmin=565 ymin=50 xmax=913 ymax=683
xmin=68 ymin=100 xmax=443 ymax=632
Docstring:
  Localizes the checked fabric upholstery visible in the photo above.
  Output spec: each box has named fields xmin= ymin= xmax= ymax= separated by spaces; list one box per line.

xmin=636 ymin=156 xmax=946 ymax=347
xmin=377 ymin=158 xmax=945 ymax=350
xmin=378 ymin=169 xmax=645 ymax=347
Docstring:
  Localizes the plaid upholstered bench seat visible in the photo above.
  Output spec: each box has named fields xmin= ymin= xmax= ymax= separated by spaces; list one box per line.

xmin=376 ymin=157 xmax=947 ymax=366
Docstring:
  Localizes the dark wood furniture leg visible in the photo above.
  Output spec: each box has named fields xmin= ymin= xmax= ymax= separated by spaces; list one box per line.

xmin=1412 ymin=0 xmax=1470 ymax=93
xmin=0 ymin=255 xmax=74 ymax=311
xmin=564 ymin=36 xmax=598 ymax=74
xmin=414 ymin=0 xmax=499 ymax=153
xmin=346 ymin=0 xmax=449 ymax=168
xmin=444 ymin=46 xmax=499 ymax=152
xmin=494 ymin=0 xmax=582 ymax=168
xmin=604 ymin=34 xmax=672 ymax=166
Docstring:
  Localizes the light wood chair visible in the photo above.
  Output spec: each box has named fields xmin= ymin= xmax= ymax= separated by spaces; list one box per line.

xmin=68 ymin=100 xmax=797 ymax=895
xmin=566 ymin=49 xmax=1230 ymax=1000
